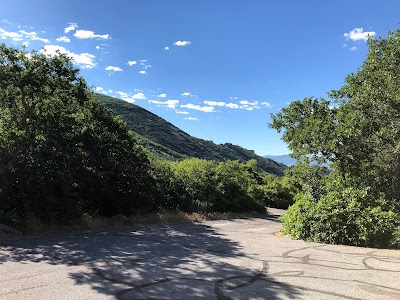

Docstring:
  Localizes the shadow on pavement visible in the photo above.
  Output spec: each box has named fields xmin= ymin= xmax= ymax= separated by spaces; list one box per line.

xmin=0 ymin=222 xmax=301 ymax=299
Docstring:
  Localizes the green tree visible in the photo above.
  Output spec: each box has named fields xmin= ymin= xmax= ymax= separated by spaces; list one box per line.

xmin=170 ymin=158 xmax=218 ymax=212
xmin=269 ymin=29 xmax=400 ymax=247
xmin=214 ymin=160 xmax=265 ymax=212
xmin=270 ymin=29 xmax=400 ymax=197
xmin=0 ymin=44 xmax=152 ymax=224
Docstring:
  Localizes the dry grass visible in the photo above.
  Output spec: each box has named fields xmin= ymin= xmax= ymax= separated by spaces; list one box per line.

xmin=10 ymin=210 xmax=268 ymax=237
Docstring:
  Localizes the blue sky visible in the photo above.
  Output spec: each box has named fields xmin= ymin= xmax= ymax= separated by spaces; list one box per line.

xmin=1 ymin=1 xmax=399 ymax=155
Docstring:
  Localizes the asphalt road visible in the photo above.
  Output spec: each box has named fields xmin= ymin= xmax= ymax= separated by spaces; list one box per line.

xmin=0 ymin=208 xmax=399 ymax=299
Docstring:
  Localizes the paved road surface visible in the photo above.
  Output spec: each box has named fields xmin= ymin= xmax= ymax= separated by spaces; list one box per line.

xmin=1 ymin=208 xmax=399 ymax=299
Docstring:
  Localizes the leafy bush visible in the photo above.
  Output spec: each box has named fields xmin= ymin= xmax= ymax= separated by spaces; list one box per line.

xmin=214 ymin=160 xmax=265 ymax=213
xmin=282 ymin=186 xmax=400 ymax=248
xmin=169 ymin=158 xmax=219 ymax=212
xmin=261 ymin=174 xmax=296 ymax=209
xmin=281 ymin=192 xmax=314 ymax=239
xmin=391 ymin=226 xmax=400 ymax=248
xmin=149 ymin=158 xmax=294 ymax=214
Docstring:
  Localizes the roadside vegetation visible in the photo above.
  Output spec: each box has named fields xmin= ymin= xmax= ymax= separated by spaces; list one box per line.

xmin=0 ymin=44 xmax=296 ymax=235
xmin=3 ymin=28 xmax=399 ymax=250
xmin=270 ymin=29 xmax=400 ymax=248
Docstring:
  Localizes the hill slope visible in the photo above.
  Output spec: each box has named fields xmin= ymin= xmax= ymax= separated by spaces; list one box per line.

xmin=96 ymin=94 xmax=286 ymax=176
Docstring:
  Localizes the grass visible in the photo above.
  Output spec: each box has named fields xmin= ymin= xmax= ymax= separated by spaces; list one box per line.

xmin=5 ymin=210 xmax=268 ymax=237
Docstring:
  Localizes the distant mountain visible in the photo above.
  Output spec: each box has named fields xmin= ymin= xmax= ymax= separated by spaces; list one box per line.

xmin=264 ymin=155 xmax=296 ymax=167
xmin=96 ymin=94 xmax=286 ymax=176
xmin=264 ymin=154 xmax=331 ymax=168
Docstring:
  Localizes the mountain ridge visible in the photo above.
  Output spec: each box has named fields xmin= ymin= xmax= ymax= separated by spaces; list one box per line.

xmin=96 ymin=93 xmax=286 ymax=176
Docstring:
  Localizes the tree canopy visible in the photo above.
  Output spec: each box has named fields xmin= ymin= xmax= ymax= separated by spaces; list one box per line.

xmin=0 ymin=45 xmax=152 ymax=223
xmin=270 ymin=29 xmax=400 ymax=247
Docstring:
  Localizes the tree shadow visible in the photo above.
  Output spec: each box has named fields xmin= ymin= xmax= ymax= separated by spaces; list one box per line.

xmin=1 ymin=222 xmax=301 ymax=299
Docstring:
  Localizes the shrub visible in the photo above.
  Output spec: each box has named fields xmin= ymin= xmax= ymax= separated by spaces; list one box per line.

xmin=281 ymin=192 xmax=314 ymax=239
xmin=262 ymin=175 xmax=296 ymax=209
xmin=282 ymin=186 xmax=400 ymax=248
xmin=214 ymin=160 xmax=265 ymax=213
xmin=170 ymin=158 xmax=219 ymax=212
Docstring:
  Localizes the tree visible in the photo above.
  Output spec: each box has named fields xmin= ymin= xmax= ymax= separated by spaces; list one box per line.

xmin=0 ymin=44 xmax=152 ymax=224
xmin=270 ymin=29 xmax=400 ymax=198
xmin=269 ymin=29 xmax=400 ymax=247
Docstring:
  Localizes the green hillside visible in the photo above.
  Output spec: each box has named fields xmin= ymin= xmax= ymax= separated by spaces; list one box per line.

xmin=96 ymin=94 xmax=286 ymax=176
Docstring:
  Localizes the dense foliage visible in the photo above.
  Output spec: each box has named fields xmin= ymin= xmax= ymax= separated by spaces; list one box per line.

xmin=0 ymin=45 xmax=294 ymax=230
xmin=0 ymin=45 xmax=152 ymax=224
xmin=271 ymin=29 xmax=400 ymax=248
xmin=151 ymin=158 xmax=296 ymax=214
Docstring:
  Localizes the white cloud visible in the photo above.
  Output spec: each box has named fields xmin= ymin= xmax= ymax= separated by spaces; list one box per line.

xmin=95 ymin=86 xmax=108 ymax=94
xmin=19 ymin=30 xmax=50 ymax=43
xmin=225 ymin=100 xmax=262 ymax=110
xmin=56 ymin=36 xmax=70 ymax=42
xmin=127 ymin=60 xmax=137 ymax=66
xmin=185 ymin=117 xmax=198 ymax=121
xmin=176 ymin=110 xmax=189 ymax=114
xmin=157 ymin=93 xmax=167 ymax=98
xmin=224 ymin=100 xmax=262 ymax=111
xmin=64 ymin=22 xmax=78 ymax=33
xmin=164 ymin=46 xmax=170 ymax=50
xmin=139 ymin=70 xmax=147 ymax=74
xmin=342 ymin=44 xmax=347 ymax=47
xmin=139 ymin=59 xmax=147 ymax=65
xmin=204 ymin=100 xmax=225 ymax=107
xmin=96 ymin=45 xmax=100 ymax=49
xmin=173 ymin=40 xmax=191 ymax=46
xmin=239 ymin=100 xmax=258 ymax=106
xmin=261 ymin=102 xmax=272 ymax=108
xmin=181 ymin=103 xmax=214 ymax=112
xmin=182 ymin=92 xmax=191 ymax=97
xmin=114 ymin=90 xmax=145 ymax=103
xmin=0 ymin=28 xmax=21 ymax=41
xmin=149 ymin=99 xmax=179 ymax=109
xmin=0 ymin=29 xmax=49 ymax=43
xmin=132 ymin=92 xmax=146 ymax=100
xmin=41 ymin=45 xmax=96 ymax=69
xmin=116 ymin=91 xmax=129 ymax=98
xmin=22 ymin=41 xmax=29 ymax=47
xmin=226 ymin=103 xmax=240 ymax=109
xmin=105 ymin=66 xmax=122 ymax=72
xmin=244 ymin=106 xmax=260 ymax=111
xmin=350 ymin=46 xmax=358 ymax=51
xmin=344 ymin=28 xmax=376 ymax=42
xmin=74 ymin=29 xmax=110 ymax=40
